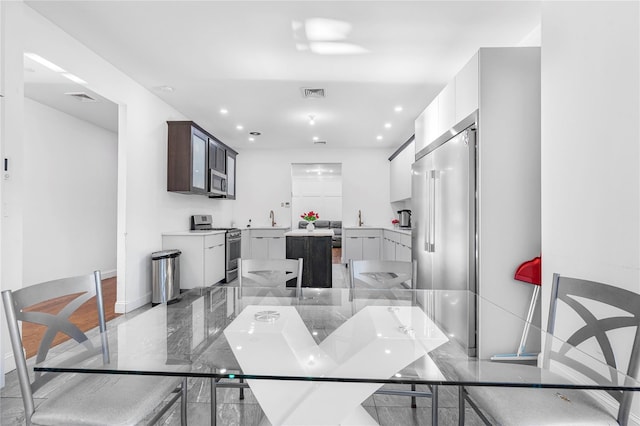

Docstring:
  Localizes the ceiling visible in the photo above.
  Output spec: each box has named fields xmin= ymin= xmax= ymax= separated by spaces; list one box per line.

xmin=23 ymin=1 xmax=541 ymax=151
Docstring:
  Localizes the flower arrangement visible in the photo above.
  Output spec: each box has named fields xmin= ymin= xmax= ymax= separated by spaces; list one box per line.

xmin=391 ymin=219 xmax=399 ymax=225
xmin=301 ymin=211 xmax=319 ymax=222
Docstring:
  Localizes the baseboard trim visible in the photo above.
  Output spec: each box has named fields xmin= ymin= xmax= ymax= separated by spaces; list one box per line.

xmin=114 ymin=292 xmax=151 ymax=314
xmin=101 ymin=269 xmax=117 ymax=279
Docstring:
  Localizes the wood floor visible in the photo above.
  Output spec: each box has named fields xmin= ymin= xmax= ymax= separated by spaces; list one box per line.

xmin=21 ymin=277 xmax=120 ymax=359
xmin=332 ymin=247 xmax=342 ymax=264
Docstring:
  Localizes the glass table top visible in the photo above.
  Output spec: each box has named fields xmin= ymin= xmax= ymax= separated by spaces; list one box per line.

xmin=35 ymin=286 xmax=640 ymax=392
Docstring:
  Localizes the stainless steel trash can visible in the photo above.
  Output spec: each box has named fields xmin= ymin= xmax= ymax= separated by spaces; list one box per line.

xmin=151 ymin=249 xmax=181 ymax=304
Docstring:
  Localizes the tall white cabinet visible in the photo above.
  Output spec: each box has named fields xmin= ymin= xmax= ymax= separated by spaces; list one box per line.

xmin=414 ymin=47 xmax=541 ymax=359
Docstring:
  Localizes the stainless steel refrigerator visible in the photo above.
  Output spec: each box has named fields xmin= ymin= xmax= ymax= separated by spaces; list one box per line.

xmin=412 ymin=118 xmax=477 ymax=356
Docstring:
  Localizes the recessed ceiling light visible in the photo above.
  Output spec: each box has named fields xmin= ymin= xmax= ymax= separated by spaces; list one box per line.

xmin=249 ymin=131 xmax=261 ymax=136
xmin=312 ymin=136 xmax=319 ymax=141
xmin=308 ymin=115 xmax=316 ymax=125
xmin=220 ymin=108 xmax=228 ymax=115
xmin=376 ymin=135 xmax=383 ymax=141
xmin=384 ymin=123 xmax=392 ymax=129
xmin=248 ymin=137 xmax=255 ymax=142
xmin=394 ymin=105 xmax=403 ymax=112
xmin=236 ymin=125 xmax=244 ymax=130
xmin=154 ymin=85 xmax=174 ymax=93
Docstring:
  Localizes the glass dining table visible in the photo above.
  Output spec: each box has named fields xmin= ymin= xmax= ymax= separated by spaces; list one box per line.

xmin=35 ymin=285 xmax=640 ymax=426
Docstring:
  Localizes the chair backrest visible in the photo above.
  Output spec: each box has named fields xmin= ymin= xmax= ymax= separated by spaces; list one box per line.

xmin=238 ymin=258 xmax=303 ymax=297
xmin=1 ymin=271 xmax=108 ymax=421
xmin=545 ymin=273 xmax=640 ymax=425
xmin=349 ymin=260 xmax=413 ymax=289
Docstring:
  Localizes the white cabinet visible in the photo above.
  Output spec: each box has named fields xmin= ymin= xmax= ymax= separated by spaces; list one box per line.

xmin=162 ymin=232 xmax=226 ymax=289
xmin=415 ymin=52 xmax=480 ymax=155
xmin=415 ymin=98 xmax=439 ymax=153
xmin=455 ymin=52 xmax=479 ymax=123
xmin=382 ymin=230 xmax=412 ymax=261
xmin=438 ymin=80 xmax=456 ymax=136
xmin=247 ymin=229 xmax=287 ymax=259
xmin=344 ymin=228 xmax=381 ymax=262
xmin=389 ymin=140 xmax=415 ymax=202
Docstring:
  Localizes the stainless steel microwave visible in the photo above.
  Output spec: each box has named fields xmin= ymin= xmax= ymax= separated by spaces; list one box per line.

xmin=209 ymin=169 xmax=227 ymax=197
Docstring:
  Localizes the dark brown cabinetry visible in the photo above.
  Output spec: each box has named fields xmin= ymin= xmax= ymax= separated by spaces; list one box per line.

xmin=167 ymin=121 xmax=208 ymax=194
xmin=167 ymin=121 xmax=238 ymax=198
xmin=286 ymin=236 xmax=332 ymax=288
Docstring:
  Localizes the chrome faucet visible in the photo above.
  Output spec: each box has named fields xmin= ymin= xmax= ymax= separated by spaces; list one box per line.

xmin=270 ymin=210 xmax=276 ymax=227
xmin=358 ymin=210 xmax=363 ymax=227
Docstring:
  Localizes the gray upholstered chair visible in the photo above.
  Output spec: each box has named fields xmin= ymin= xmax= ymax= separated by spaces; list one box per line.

xmin=2 ymin=271 xmax=187 ymax=426
xmin=238 ymin=258 xmax=303 ymax=297
xmin=460 ymin=273 xmax=640 ymax=425
xmin=349 ymin=259 xmax=413 ymax=289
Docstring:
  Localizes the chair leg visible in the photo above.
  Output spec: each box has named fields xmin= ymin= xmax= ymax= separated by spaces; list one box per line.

xmin=239 ymin=377 xmax=245 ymax=400
xmin=411 ymin=383 xmax=417 ymax=408
xmin=432 ymin=385 xmax=439 ymax=426
xmin=211 ymin=378 xmax=218 ymax=426
xmin=458 ymin=386 xmax=465 ymax=426
xmin=181 ymin=378 xmax=188 ymax=426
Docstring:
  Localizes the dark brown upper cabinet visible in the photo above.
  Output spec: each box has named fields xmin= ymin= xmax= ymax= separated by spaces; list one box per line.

xmin=167 ymin=120 xmax=238 ymax=199
xmin=167 ymin=121 xmax=208 ymax=194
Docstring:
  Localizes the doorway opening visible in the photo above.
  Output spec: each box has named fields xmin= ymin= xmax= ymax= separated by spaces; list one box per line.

xmin=291 ymin=163 xmax=343 ymax=263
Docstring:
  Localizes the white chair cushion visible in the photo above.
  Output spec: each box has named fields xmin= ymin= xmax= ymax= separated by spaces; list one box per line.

xmin=31 ymin=373 xmax=181 ymax=426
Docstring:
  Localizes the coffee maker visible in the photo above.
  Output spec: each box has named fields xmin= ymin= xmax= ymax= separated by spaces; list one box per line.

xmin=397 ymin=209 xmax=412 ymax=228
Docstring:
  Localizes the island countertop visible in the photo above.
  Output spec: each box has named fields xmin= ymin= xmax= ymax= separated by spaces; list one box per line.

xmin=285 ymin=229 xmax=335 ymax=237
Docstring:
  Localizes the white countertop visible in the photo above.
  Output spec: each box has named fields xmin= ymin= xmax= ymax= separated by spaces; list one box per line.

xmin=162 ymin=230 xmax=227 ymax=236
xmin=285 ymin=229 xmax=334 ymax=237
xmin=342 ymin=226 xmax=412 ymax=235
xmin=242 ymin=226 xmax=291 ymax=231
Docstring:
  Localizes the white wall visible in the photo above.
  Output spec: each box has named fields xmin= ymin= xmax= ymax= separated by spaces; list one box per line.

xmin=22 ymin=98 xmax=118 ymax=285
xmin=2 ymin=3 xmax=235 ymax=321
xmin=541 ymin=1 xmax=639 ymax=420
xmin=235 ymin=148 xmax=394 ymax=229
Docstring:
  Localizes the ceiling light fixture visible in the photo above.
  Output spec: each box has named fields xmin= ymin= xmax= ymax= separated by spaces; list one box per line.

xmin=308 ymin=115 xmax=316 ymax=126
xmin=220 ymin=108 xmax=229 ymax=115
xmin=248 ymin=137 xmax=255 ymax=142
xmin=24 ymin=52 xmax=66 ymax=73
xmin=376 ymin=135 xmax=383 ymax=141
xmin=384 ymin=123 xmax=392 ymax=129
xmin=312 ymin=136 xmax=319 ymax=141
xmin=394 ymin=105 xmax=403 ymax=112
xmin=236 ymin=125 xmax=244 ymax=130
xmin=155 ymin=85 xmax=174 ymax=93
xmin=249 ymin=131 xmax=261 ymax=136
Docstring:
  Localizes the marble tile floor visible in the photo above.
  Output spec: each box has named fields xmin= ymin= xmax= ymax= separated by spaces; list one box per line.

xmin=1 ymin=264 xmax=486 ymax=425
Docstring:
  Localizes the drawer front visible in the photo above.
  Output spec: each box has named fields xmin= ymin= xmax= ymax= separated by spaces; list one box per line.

xmin=204 ymin=233 xmax=225 ymax=248
xmin=345 ymin=229 xmax=381 ymax=238
xmin=252 ymin=229 xmax=285 ymax=238
xmin=400 ymin=234 xmax=412 ymax=247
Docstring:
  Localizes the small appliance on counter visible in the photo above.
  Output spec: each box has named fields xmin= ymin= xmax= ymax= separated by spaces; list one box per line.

xmin=190 ymin=214 xmax=241 ymax=282
xmin=397 ymin=209 xmax=412 ymax=228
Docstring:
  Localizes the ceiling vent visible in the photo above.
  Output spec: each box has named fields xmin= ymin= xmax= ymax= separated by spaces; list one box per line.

xmin=313 ymin=140 xmax=327 ymax=145
xmin=65 ymin=92 xmax=98 ymax=102
xmin=301 ymin=88 xmax=326 ymax=98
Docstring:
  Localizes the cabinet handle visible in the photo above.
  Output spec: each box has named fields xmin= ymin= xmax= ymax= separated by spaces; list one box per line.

xmin=367 ymin=237 xmax=376 ymax=239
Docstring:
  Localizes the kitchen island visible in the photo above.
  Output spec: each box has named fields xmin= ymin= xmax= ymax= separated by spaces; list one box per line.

xmin=285 ymin=229 xmax=333 ymax=288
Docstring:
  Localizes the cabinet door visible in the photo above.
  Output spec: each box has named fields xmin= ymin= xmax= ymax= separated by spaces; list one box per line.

xmin=204 ymin=242 xmax=225 ymax=285
xmin=226 ymin=151 xmax=236 ymax=199
xmin=251 ymin=237 xmax=269 ymax=259
xmin=362 ymin=237 xmax=381 ymax=260
xmin=455 ymin=52 xmax=479 ymax=122
xmin=415 ymin=100 xmax=438 ymax=154
xmin=383 ymin=237 xmax=396 ymax=261
xmin=268 ymin=237 xmax=286 ymax=259
xmin=345 ymin=236 xmax=363 ymax=261
xmin=396 ymin=244 xmax=412 ymax=262
xmin=191 ymin=129 xmax=208 ymax=193
xmin=208 ymin=138 xmax=226 ymax=174
xmin=438 ymin=80 xmax=456 ymax=136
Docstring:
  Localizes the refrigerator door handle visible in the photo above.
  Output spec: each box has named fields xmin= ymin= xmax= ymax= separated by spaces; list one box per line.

xmin=425 ymin=171 xmax=431 ymax=252
xmin=429 ymin=169 xmax=438 ymax=252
